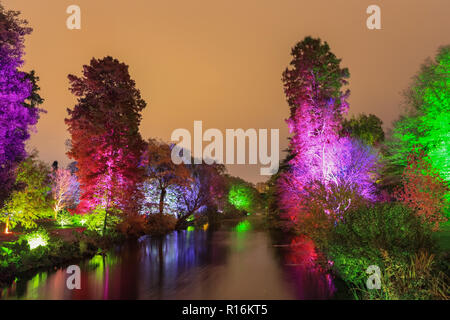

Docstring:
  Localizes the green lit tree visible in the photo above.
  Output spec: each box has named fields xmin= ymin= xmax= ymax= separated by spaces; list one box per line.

xmin=226 ymin=176 xmax=262 ymax=214
xmin=1 ymin=153 xmax=52 ymax=233
xmin=385 ymin=46 xmax=450 ymax=201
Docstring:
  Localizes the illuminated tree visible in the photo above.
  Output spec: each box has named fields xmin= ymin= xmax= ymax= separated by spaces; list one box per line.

xmin=277 ymin=37 xmax=379 ymax=224
xmin=0 ymin=5 xmax=44 ymax=206
xmin=277 ymin=36 xmax=349 ymax=220
xmin=65 ymin=56 xmax=146 ymax=234
xmin=51 ymin=168 xmax=79 ymax=219
xmin=386 ymin=46 xmax=450 ymax=188
xmin=177 ymin=162 xmax=226 ymax=218
xmin=141 ymin=180 xmax=180 ymax=216
xmin=227 ymin=176 xmax=261 ymax=214
xmin=143 ymin=139 xmax=191 ymax=215
xmin=1 ymin=154 xmax=52 ymax=233
xmin=394 ymin=148 xmax=448 ymax=231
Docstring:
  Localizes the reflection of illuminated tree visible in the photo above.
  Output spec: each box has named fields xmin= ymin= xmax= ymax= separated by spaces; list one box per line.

xmin=283 ymin=236 xmax=336 ymax=299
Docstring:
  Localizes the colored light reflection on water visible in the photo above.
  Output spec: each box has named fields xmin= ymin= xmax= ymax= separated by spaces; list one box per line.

xmin=0 ymin=218 xmax=337 ymax=300
xmin=234 ymin=220 xmax=252 ymax=233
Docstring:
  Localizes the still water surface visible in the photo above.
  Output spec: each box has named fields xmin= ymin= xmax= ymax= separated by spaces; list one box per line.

xmin=1 ymin=218 xmax=336 ymax=299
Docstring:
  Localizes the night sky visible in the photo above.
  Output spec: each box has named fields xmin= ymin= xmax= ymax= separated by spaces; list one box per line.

xmin=5 ymin=0 xmax=450 ymax=183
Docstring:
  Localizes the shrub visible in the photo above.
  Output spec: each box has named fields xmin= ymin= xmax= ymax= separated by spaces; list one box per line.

xmin=56 ymin=210 xmax=73 ymax=227
xmin=297 ymin=180 xmax=369 ymax=249
xmin=20 ymin=229 xmax=50 ymax=250
xmin=329 ymin=203 xmax=434 ymax=285
xmin=354 ymin=250 xmax=449 ymax=300
xmin=395 ymin=148 xmax=449 ymax=231
xmin=83 ymin=207 xmax=121 ymax=234
xmin=116 ymin=215 xmax=148 ymax=237
xmin=71 ymin=213 xmax=88 ymax=227
xmin=146 ymin=214 xmax=177 ymax=236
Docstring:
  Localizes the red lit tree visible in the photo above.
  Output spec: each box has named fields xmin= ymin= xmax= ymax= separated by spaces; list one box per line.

xmin=65 ymin=57 xmax=146 ymax=234
xmin=394 ymin=148 xmax=448 ymax=231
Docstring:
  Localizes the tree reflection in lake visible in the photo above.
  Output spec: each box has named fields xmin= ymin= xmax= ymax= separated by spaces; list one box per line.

xmin=1 ymin=218 xmax=336 ymax=300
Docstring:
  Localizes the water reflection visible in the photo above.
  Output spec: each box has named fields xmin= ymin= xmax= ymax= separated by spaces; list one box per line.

xmin=1 ymin=219 xmax=336 ymax=300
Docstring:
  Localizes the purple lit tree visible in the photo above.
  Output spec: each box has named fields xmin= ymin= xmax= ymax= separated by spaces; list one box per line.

xmin=277 ymin=37 xmax=377 ymax=223
xmin=0 ymin=5 xmax=44 ymax=205
xmin=176 ymin=162 xmax=226 ymax=223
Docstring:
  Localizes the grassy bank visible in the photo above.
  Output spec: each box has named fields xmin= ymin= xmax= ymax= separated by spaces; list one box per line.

xmin=0 ymin=229 xmax=124 ymax=288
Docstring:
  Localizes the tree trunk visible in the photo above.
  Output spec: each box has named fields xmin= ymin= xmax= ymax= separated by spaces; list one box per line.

xmin=175 ymin=212 xmax=193 ymax=230
xmin=103 ymin=208 xmax=108 ymax=236
xmin=4 ymin=217 xmax=10 ymax=234
xmin=159 ymin=188 xmax=166 ymax=215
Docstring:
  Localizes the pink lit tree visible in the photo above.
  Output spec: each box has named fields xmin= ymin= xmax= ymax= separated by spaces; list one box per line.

xmin=277 ymin=37 xmax=378 ymax=224
xmin=65 ymin=57 xmax=147 ymax=235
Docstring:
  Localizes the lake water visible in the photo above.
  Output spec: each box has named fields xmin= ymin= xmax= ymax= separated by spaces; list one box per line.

xmin=0 ymin=218 xmax=337 ymax=299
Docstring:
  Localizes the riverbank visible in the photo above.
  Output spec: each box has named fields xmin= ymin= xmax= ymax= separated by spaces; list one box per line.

xmin=0 ymin=228 xmax=125 ymax=288
xmin=1 ymin=216 xmax=338 ymax=300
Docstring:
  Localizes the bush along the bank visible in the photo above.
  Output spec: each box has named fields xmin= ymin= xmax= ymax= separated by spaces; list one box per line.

xmin=0 ymin=227 xmax=123 ymax=288
xmin=327 ymin=203 xmax=448 ymax=299
xmin=146 ymin=214 xmax=177 ymax=236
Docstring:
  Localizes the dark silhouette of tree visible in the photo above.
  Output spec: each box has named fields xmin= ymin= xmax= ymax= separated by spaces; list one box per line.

xmin=341 ymin=113 xmax=385 ymax=147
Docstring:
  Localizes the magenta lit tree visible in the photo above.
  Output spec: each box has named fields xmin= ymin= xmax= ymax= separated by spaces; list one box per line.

xmin=0 ymin=5 xmax=44 ymax=205
xmin=65 ymin=57 xmax=147 ymax=234
xmin=277 ymin=37 xmax=378 ymax=223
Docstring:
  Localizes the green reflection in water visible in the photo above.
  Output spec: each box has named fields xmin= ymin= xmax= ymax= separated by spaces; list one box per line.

xmin=234 ymin=220 xmax=252 ymax=233
xmin=27 ymin=272 xmax=48 ymax=299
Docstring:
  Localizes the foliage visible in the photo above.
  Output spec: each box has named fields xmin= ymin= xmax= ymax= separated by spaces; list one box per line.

xmin=71 ymin=213 xmax=87 ymax=226
xmin=56 ymin=209 xmax=73 ymax=227
xmin=277 ymin=37 xmax=380 ymax=222
xmin=65 ymin=56 xmax=146 ymax=234
xmin=20 ymin=228 xmax=49 ymax=250
xmin=226 ymin=176 xmax=262 ymax=214
xmin=353 ymin=250 xmax=449 ymax=300
xmin=0 ymin=231 xmax=103 ymax=287
xmin=278 ymin=136 xmax=379 ymax=224
xmin=297 ymin=179 xmax=369 ymax=249
xmin=1 ymin=155 xmax=53 ymax=232
xmin=83 ymin=206 xmax=121 ymax=234
xmin=394 ymin=148 xmax=449 ymax=230
xmin=0 ymin=5 xmax=44 ymax=206
xmin=146 ymin=213 xmax=177 ymax=236
xmin=328 ymin=203 xmax=434 ymax=286
xmin=51 ymin=168 xmax=79 ymax=219
xmin=116 ymin=214 xmax=148 ymax=237
xmin=341 ymin=113 xmax=385 ymax=146
xmin=143 ymin=139 xmax=191 ymax=214
xmin=177 ymin=162 xmax=226 ymax=217
xmin=385 ymin=46 xmax=450 ymax=188
xmin=141 ymin=180 xmax=181 ymax=216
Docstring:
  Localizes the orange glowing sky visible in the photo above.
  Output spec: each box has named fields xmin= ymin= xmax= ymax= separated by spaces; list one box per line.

xmin=4 ymin=0 xmax=450 ymax=183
